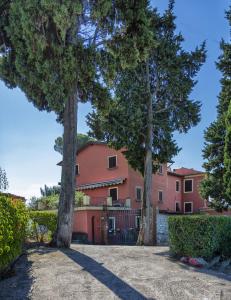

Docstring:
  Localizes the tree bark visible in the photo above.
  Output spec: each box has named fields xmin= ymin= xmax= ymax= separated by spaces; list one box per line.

xmin=137 ymin=60 xmax=157 ymax=245
xmin=53 ymin=91 xmax=78 ymax=248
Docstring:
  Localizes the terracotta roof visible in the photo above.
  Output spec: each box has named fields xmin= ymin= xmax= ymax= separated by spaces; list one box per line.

xmin=77 ymin=177 xmax=126 ymax=191
xmin=167 ymin=171 xmax=183 ymax=177
xmin=0 ymin=192 xmax=25 ymax=201
xmin=170 ymin=167 xmax=204 ymax=176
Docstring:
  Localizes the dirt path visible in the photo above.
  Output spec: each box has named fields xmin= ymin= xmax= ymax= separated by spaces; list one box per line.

xmin=0 ymin=245 xmax=231 ymax=300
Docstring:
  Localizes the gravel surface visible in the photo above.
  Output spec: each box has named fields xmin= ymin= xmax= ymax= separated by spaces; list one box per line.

xmin=0 ymin=244 xmax=231 ymax=300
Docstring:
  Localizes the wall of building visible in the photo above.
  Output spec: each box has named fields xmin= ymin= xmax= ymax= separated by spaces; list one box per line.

xmin=72 ymin=210 xmax=103 ymax=244
xmin=164 ymin=174 xmax=182 ymax=212
xmin=128 ymin=166 xmax=144 ymax=209
xmin=182 ymin=175 xmax=206 ymax=213
xmin=76 ymin=144 xmax=129 ymax=185
xmin=81 ymin=184 xmax=129 ymax=206
xmin=153 ymin=165 xmax=169 ymax=211
xmin=75 ymin=143 xmax=206 ymax=214
xmin=72 ymin=210 xmax=88 ymax=234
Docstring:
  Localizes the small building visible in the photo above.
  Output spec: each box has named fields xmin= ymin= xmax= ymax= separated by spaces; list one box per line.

xmin=69 ymin=142 xmax=207 ymax=244
xmin=0 ymin=192 xmax=26 ymax=202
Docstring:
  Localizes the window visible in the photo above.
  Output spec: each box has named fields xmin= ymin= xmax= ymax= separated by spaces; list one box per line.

xmin=158 ymin=190 xmax=163 ymax=202
xmin=158 ymin=164 xmax=163 ymax=174
xmin=184 ymin=202 xmax=193 ymax=213
xmin=109 ymin=187 xmax=118 ymax=202
xmin=135 ymin=216 xmax=141 ymax=229
xmin=108 ymin=156 xmax=117 ymax=169
xmin=108 ymin=217 xmax=116 ymax=233
xmin=175 ymin=202 xmax=180 ymax=212
xmin=75 ymin=164 xmax=79 ymax=175
xmin=135 ymin=187 xmax=142 ymax=201
xmin=176 ymin=180 xmax=180 ymax=192
xmin=184 ymin=179 xmax=193 ymax=193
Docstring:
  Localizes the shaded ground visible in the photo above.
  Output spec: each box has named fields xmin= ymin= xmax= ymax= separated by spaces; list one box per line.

xmin=0 ymin=245 xmax=231 ymax=300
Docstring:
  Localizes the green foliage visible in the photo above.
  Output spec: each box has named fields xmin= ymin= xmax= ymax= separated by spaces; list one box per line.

xmin=0 ymin=167 xmax=9 ymax=192
xmin=0 ymin=195 xmax=28 ymax=271
xmin=28 ymin=211 xmax=57 ymax=242
xmin=54 ymin=133 xmax=95 ymax=155
xmin=28 ymin=191 xmax=85 ymax=211
xmin=75 ymin=191 xmax=85 ymax=207
xmin=224 ymin=102 xmax=231 ymax=204
xmin=0 ymin=0 xmax=153 ymax=246
xmin=168 ymin=215 xmax=231 ymax=260
xmin=38 ymin=194 xmax=59 ymax=210
xmin=40 ymin=184 xmax=60 ymax=197
xmin=0 ymin=0 xmax=152 ymax=118
xmin=200 ymin=8 xmax=231 ymax=210
xmin=88 ymin=4 xmax=205 ymax=175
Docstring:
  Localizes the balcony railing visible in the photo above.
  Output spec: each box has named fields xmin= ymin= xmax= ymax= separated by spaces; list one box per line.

xmin=76 ymin=196 xmax=131 ymax=208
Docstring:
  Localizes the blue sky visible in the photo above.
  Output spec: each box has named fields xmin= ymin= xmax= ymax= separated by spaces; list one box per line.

xmin=0 ymin=0 xmax=230 ymax=199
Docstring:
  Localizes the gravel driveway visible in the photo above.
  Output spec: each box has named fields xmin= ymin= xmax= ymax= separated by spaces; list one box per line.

xmin=0 ymin=244 xmax=231 ymax=300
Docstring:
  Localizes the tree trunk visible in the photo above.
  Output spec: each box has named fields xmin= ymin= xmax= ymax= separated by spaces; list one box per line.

xmin=53 ymin=92 xmax=78 ymax=248
xmin=137 ymin=60 xmax=157 ymax=246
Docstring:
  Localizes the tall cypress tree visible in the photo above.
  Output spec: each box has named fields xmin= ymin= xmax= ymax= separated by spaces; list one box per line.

xmin=88 ymin=2 xmax=206 ymax=245
xmin=223 ymin=8 xmax=231 ymax=206
xmin=200 ymin=8 xmax=231 ymax=210
xmin=0 ymin=0 xmax=152 ymax=247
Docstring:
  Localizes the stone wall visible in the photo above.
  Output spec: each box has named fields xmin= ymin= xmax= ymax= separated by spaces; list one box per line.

xmin=157 ymin=213 xmax=169 ymax=245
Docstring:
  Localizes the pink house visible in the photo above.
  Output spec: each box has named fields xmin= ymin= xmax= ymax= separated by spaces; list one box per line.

xmin=71 ymin=141 xmax=207 ymax=244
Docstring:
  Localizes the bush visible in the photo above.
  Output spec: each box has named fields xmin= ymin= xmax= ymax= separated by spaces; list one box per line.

xmin=168 ymin=215 xmax=231 ymax=260
xmin=0 ymin=195 xmax=28 ymax=272
xmin=28 ymin=211 xmax=57 ymax=242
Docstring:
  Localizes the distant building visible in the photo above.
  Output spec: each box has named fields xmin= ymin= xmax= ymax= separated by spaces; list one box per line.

xmin=0 ymin=192 xmax=25 ymax=202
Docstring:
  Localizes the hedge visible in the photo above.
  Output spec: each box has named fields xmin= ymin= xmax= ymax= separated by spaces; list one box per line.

xmin=0 ymin=195 xmax=28 ymax=272
xmin=168 ymin=215 xmax=231 ymax=260
xmin=28 ymin=211 xmax=57 ymax=242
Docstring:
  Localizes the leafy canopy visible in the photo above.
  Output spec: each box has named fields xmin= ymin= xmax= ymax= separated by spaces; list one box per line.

xmin=200 ymin=8 xmax=231 ymax=210
xmin=54 ymin=133 xmax=95 ymax=155
xmin=88 ymin=4 xmax=206 ymax=175
xmin=0 ymin=0 xmax=153 ymax=118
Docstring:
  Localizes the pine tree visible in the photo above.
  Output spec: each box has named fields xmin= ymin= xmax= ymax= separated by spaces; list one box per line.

xmin=0 ymin=167 xmax=9 ymax=192
xmin=88 ymin=3 xmax=206 ymax=245
xmin=54 ymin=133 xmax=94 ymax=155
xmin=0 ymin=0 xmax=152 ymax=247
xmin=200 ymin=8 xmax=231 ymax=210
xmin=223 ymin=8 xmax=231 ymax=206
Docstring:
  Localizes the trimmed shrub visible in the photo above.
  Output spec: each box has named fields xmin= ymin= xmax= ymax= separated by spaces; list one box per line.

xmin=168 ymin=215 xmax=231 ymax=260
xmin=0 ymin=195 xmax=28 ymax=272
xmin=28 ymin=211 xmax=57 ymax=242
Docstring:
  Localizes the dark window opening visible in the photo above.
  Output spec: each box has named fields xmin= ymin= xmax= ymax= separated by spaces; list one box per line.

xmin=176 ymin=181 xmax=180 ymax=192
xmin=136 ymin=187 xmax=142 ymax=201
xmin=176 ymin=202 xmax=180 ymax=212
xmin=135 ymin=216 xmax=141 ymax=229
xmin=109 ymin=188 xmax=118 ymax=202
xmin=108 ymin=217 xmax=115 ymax=233
xmin=158 ymin=191 xmax=163 ymax=202
xmin=108 ymin=156 xmax=117 ymax=169
xmin=185 ymin=202 xmax=192 ymax=213
xmin=184 ymin=179 xmax=193 ymax=192
xmin=75 ymin=164 xmax=79 ymax=175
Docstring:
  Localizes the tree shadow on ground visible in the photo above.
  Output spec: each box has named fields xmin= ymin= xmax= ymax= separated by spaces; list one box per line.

xmin=62 ymin=248 xmax=155 ymax=300
xmin=0 ymin=254 xmax=33 ymax=300
xmin=155 ymin=250 xmax=231 ymax=282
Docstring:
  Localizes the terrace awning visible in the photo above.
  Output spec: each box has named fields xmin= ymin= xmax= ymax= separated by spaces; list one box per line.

xmin=76 ymin=177 xmax=126 ymax=191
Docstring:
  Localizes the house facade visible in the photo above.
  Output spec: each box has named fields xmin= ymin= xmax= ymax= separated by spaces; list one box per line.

xmin=71 ymin=142 xmax=207 ymax=244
